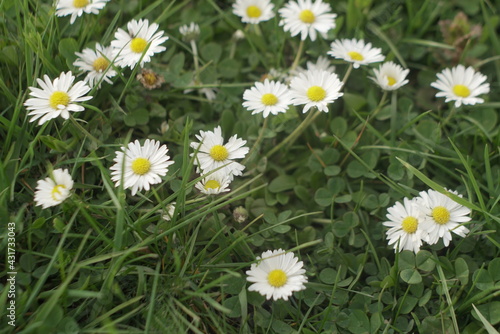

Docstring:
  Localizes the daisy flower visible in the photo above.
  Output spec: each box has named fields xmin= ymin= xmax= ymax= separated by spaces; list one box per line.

xmin=233 ymin=0 xmax=275 ymax=24
xmin=55 ymin=0 xmax=109 ymax=24
xmin=179 ymin=22 xmax=200 ymax=42
xmin=430 ymin=65 xmax=490 ymax=108
xmin=417 ymin=189 xmax=471 ymax=247
xmin=162 ymin=202 xmax=177 ymax=221
xmin=370 ymin=61 xmax=409 ymax=91
xmin=110 ymin=139 xmax=174 ymax=196
xmin=195 ymin=171 xmax=232 ymax=195
xmin=328 ymin=38 xmax=385 ymax=69
xmin=136 ymin=68 xmax=165 ymax=90
xmin=383 ymin=197 xmax=426 ymax=253
xmin=246 ymin=249 xmax=307 ymax=301
xmin=242 ymin=79 xmax=293 ymax=117
xmin=34 ymin=168 xmax=74 ymax=209
xmin=111 ymin=19 xmax=168 ymax=69
xmin=190 ymin=126 xmax=249 ymax=179
xmin=289 ymin=69 xmax=343 ymax=113
xmin=279 ymin=0 xmax=337 ymax=41
xmin=73 ymin=43 xmax=116 ymax=88
xmin=24 ymin=71 xmax=92 ymax=125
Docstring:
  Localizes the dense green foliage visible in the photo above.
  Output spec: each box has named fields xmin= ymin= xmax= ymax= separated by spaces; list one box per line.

xmin=1 ymin=0 xmax=500 ymax=333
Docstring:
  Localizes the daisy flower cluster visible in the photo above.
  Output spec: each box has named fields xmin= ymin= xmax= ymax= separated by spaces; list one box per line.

xmin=190 ymin=126 xmax=249 ymax=195
xmin=383 ymin=189 xmax=471 ymax=253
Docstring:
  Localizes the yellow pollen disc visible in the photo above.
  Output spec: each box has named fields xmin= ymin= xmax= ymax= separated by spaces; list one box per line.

xmin=51 ymin=184 xmax=66 ymax=201
xmin=130 ymin=37 xmax=148 ymax=53
xmin=306 ymin=86 xmax=326 ymax=102
xmin=299 ymin=9 xmax=315 ymax=24
xmin=401 ymin=216 xmax=418 ymax=234
xmin=73 ymin=0 xmax=89 ymax=8
xmin=267 ymin=269 xmax=288 ymax=287
xmin=92 ymin=57 xmax=109 ymax=72
xmin=209 ymin=145 xmax=229 ymax=161
xmin=432 ymin=206 xmax=450 ymax=225
xmin=387 ymin=76 xmax=397 ymax=86
xmin=348 ymin=51 xmax=364 ymax=61
xmin=453 ymin=84 xmax=470 ymax=98
xmin=49 ymin=91 xmax=70 ymax=109
xmin=143 ymin=73 xmax=157 ymax=86
xmin=131 ymin=157 xmax=151 ymax=175
xmin=246 ymin=5 xmax=262 ymax=18
xmin=261 ymin=93 xmax=278 ymax=106
xmin=204 ymin=179 xmax=221 ymax=190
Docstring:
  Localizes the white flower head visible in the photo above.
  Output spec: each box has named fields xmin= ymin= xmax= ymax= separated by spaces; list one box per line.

xmin=233 ymin=0 xmax=275 ymax=24
xmin=179 ymin=22 xmax=200 ymax=42
xmin=190 ymin=126 xmax=249 ymax=179
xmin=243 ymin=79 xmax=293 ymax=117
xmin=279 ymin=0 xmax=337 ymax=41
xmin=195 ymin=171 xmax=232 ymax=195
xmin=328 ymin=38 xmax=385 ymax=69
xmin=383 ymin=197 xmax=426 ymax=253
xmin=289 ymin=69 xmax=343 ymax=113
xmin=110 ymin=139 xmax=174 ymax=196
xmin=34 ymin=168 xmax=74 ymax=209
xmin=162 ymin=202 xmax=177 ymax=221
xmin=56 ymin=0 xmax=109 ymax=24
xmin=111 ymin=19 xmax=168 ymax=68
xmin=246 ymin=249 xmax=307 ymax=301
xmin=290 ymin=56 xmax=336 ymax=80
xmin=24 ymin=71 xmax=92 ymax=125
xmin=430 ymin=65 xmax=490 ymax=108
xmin=417 ymin=189 xmax=471 ymax=247
xmin=370 ymin=61 xmax=409 ymax=91
xmin=73 ymin=43 xmax=116 ymax=88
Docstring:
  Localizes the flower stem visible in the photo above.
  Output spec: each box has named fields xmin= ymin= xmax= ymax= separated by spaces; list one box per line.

xmin=390 ymin=90 xmax=398 ymax=146
xmin=243 ymin=117 xmax=268 ymax=165
xmin=442 ymin=104 xmax=457 ymax=127
xmin=290 ymin=39 xmax=305 ymax=72
xmin=191 ymin=40 xmax=200 ymax=81
xmin=342 ymin=64 xmax=353 ymax=84
xmin=69 ymin=115 xmax=101 ymax=145
xmin=266 ymin=109 xmax=320 ymax=158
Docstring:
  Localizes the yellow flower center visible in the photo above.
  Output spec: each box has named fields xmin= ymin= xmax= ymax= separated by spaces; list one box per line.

xmin=131 ymin=157 xmax=151 ymax=175
xmin=92 ymin=57 xmax=109 ymax=72
xmin=246 ymin=5 xmax=262 ymax=18
xmin=387 ymin=76 xmax=397 ymax=86
xmin=73 ymin=0 xmax=89 ymax=8
xmin=143 ymin=72 xmax=157 ymax=86
xmin=51 ymin=184 xmax=66 ymax=201
xmin=261 ymin=93 xmax=278 ymax=106
xmin=401 ymin=216 xmax=418 ymax=234
xmin=204 ymin=179 xmax=221 ymax=190
xmin=306 ymin=86 xmax=326 ymax=102
xmin=130 ymin=37 xmax=148 ymax=54
xmin=348 ymin=51 xmax=364 ymax=61
xmin=432 ymin=206 xmax=450 ymax=225
xmin=267 ymin=269 xmax=288 ymax=287
xmin=209 ymin=145 xmax=228 ymax=161
xmin=299 ymin=9 xmax=315 ymax=24
xmin=49 ymin=91 xmax=70 ymax=109
xmin=453 ymin=84 xmax=470 ymax=98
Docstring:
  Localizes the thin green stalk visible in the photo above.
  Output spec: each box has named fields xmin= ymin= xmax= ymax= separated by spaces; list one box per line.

xmin=390 ymin=90 xmax=398 ymax=146
xmin=191 ymin=40 xmax=200 ymax=81
xmin=242 ymin=116 xmax=268 ymax=164
xmin=290 ymin=39 xmax=305 ymax=71
xmin=342 ymin=63 xmax=354 ymax=84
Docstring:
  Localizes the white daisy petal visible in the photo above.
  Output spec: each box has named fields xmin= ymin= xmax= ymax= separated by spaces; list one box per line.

xmin=328 ymin=38 xmax=385 ymax=68
xmin=370 ymin=61 xmax=409 ymax=91
xmin=34 ymin=168 xmax=74 ymax=209
xmin=233 ymin=0 xmax=275 ymax=24
xmin=110 ymin=139 xmax=174 ymax=195
xmin=74 ymin=43 xmax=116 ymax=88
xmin=246 ymin=249 xmax=308 ymax=301
xmin=430 ymin=65 xmax=490 ymax=108
xmin=110 ymin=19 xmax=168 ymax=69
xmin=279 ymin=0 xmax=336 ymax=41
xmin=24 ymin=71 xmax=92 ymax=125
xmin=243 ymin=79 xmax=293 ymax=118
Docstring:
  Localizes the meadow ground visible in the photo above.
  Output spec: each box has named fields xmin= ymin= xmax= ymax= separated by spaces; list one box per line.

xmin=1 ymin=0 xmax=500 ymax=333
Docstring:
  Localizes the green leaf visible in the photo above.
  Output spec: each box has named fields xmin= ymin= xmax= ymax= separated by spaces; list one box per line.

xmin=32 ymin=217 xmax=46 ymax=229
xmin=398 ymin=295 xmax=418 ymax=314
xmin=488 ymin=258 xmax=500 ymax=282
xmin=324 ymin=165 xmax=341 ymax=176
xmin=268 ymin=175 xmax=296 ymax=193
xmin=314 ymin=188 xmax=334 ymax=207
xmin=398 ymin=251 xmax=415 ymax=271
xmin=319 ymin=268 xmax=338 ymax=284
xmin=222 ymin=296 xmax=241 ymax=318
xmin=416 ymin=250 xmax=435 ymax=272
xmin=472 ymin=302 xmax=500 ymax=328
xmin=455 ymin=258 xmax=470 ymax=285
xmin=58 ymin=38 xmax=78 ymax=62
xmin=400 ymin=268 xmax=422 ymax=284
xmin=201 ymin=42 xmax=222 ymax=63
xmin=347 ymin=309 xmax=371 ymax=334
